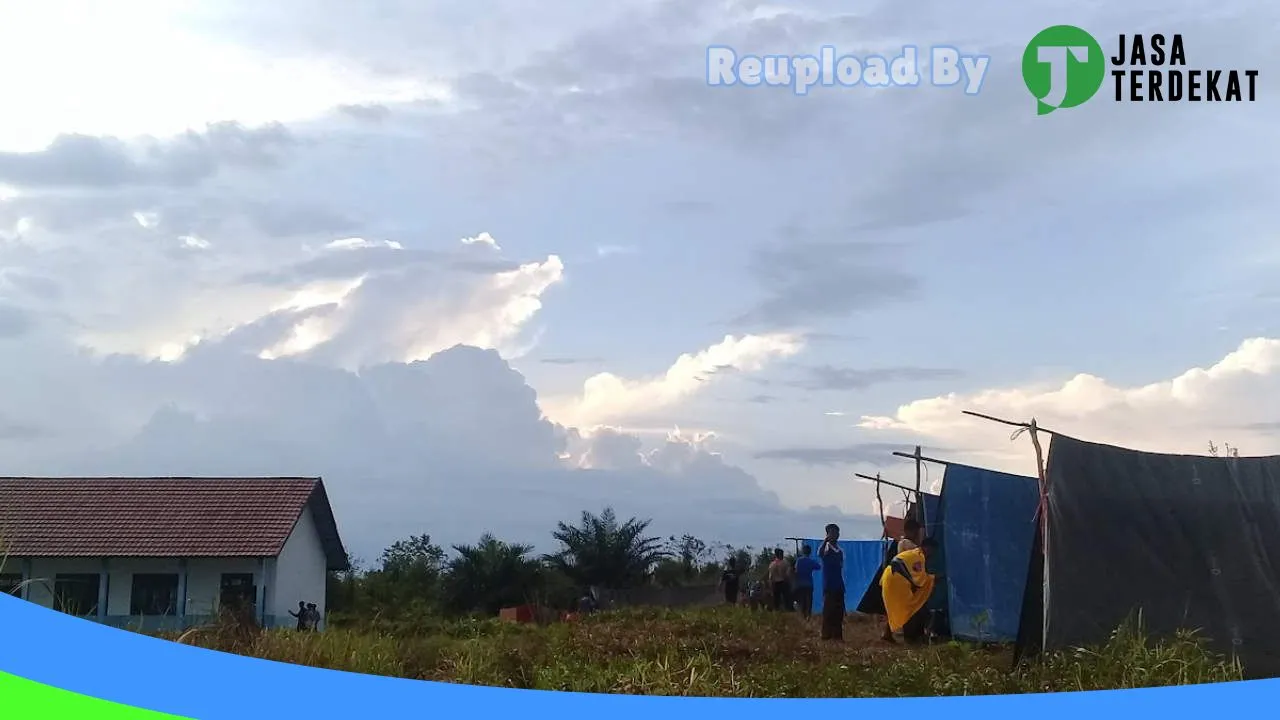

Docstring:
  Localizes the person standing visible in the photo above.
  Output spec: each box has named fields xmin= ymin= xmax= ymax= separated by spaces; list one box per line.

xmin=793 ymin=544 xmax=820 ymax=619
xmin=818 ymin=523 xmax=845 ymax=640
xmin=719 ymin=557 xmax=741 ymax=605
xmin=767 ymin=548 xmax=791 ymax=611
xmin=898 ymin=518 xmax=922 ymax=552
xmin=304 ymin=602 xmax=321 ymax=631
xmin=288 ymin=600 xmax=307 ymax=631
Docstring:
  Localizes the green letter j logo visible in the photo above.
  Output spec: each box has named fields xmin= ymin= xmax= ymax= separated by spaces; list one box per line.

xmin=1022 ymin=25 xmax=1106 ymax=115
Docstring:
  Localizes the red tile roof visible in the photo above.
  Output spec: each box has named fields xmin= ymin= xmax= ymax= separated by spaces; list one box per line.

xmin=0 ymin=477 xmax=348 ymax=570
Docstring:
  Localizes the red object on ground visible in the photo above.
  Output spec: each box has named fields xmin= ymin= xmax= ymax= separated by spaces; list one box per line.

xmin=499 ymin=605 xmax=535 ymax=623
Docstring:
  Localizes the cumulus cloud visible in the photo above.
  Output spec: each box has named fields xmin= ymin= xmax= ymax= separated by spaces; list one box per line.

xmin=461 ymin=232 xmax=501 ymax=251
xmin=0 ymin=122 xmax=294 ymax=188
xmin=859 ymin=338 xmax=1280 ymax=475
xmin=0 ymin=333 xmax=870 ymax=555
xmin=0 ymin=199 xmax=562 ymax=366
xmin=545 ymin=333 xmax=803 ymax=428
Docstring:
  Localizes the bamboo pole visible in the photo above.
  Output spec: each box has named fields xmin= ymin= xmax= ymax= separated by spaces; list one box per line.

xmin=853 ymin=473 xmax=919 ymax=495
xmin=891 ymin=450 xmax=952 ymax=466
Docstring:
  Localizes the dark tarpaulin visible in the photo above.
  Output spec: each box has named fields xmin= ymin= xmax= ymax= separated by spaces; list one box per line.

xmin=940 ymin=463 xmax=1039 ymax=641
xmin=1024 ymin=434 xmax=1280 ymax=678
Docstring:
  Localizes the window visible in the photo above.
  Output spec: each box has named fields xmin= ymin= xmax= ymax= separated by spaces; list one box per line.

xmin=130 ymin=574 xmax=179 ymax=616
xmin=219 ymin=573 xmax=256 ymax=614
xmin=0 ymin=573 xmax=21 ymax=596
xmin=53 ymin=574 xmax=101 ymax=616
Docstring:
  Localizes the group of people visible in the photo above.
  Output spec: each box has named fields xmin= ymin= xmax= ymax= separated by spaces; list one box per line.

xmin=716 ymin=518 xmax=940 ymax=644
xmin=288 ymin=601 xmax=322 ymax=631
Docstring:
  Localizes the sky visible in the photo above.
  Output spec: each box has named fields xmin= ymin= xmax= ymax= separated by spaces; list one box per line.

xmin=0 ymin=0 xmax=1277 ymax=563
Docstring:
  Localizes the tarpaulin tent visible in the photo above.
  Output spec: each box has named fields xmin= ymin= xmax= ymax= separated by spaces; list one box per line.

xmin=799 ymin=539 xmax=889 ymax=613
xmin=939 ymin=463 xmax=1039 ymax=641
xmin=1014 ymin=434 xmax=1280 ymax=678
xmin=855 ymin=493 xmax=941 ymax=616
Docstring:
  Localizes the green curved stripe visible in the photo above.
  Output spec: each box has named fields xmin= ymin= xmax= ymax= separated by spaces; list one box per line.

xmin=0 ymin=670 xmax=191 ymax=718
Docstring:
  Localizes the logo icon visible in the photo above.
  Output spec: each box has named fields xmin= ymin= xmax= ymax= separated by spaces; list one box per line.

xmin=1022 ymin=25 xmax=1106 ymax=115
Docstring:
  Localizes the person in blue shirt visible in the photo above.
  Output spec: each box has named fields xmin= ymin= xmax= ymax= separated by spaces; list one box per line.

xmin=818 ymin=523 xmax=845 ymax=641
xmin=793 ymin=544 xmax=821 ymax=619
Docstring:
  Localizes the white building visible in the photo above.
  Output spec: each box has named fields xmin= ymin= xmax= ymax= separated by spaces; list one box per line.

xmin=0 ymin=477 xmax=348 ymax=631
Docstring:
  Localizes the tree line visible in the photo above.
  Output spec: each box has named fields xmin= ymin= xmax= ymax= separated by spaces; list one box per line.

xmin=326 ymin=507 xmax=796 ymax=619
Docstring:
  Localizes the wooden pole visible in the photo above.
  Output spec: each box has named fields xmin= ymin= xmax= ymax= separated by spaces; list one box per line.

xmin=873 ymin=473 xmax=885 ymax=537
xmin=961 ymin=409 xmax=1061 ymax=438
xmin=913 ymin=445 xmax=926 ymax=529
xmin=783 ymin=537 xmax=803 ymax=556
xmin=853 ymin=473 xmax=919 ymax=495
xmin=891 ymin=450 xmax=951 ymax=466
xmin=961 ymin=409 xmax=1057 ymax=649
xmin=1027 ymin=418 xmax=1051 ymax=650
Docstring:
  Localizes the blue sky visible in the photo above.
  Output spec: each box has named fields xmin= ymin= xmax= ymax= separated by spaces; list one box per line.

xmin=0 ymin=0 xmax=1276 ymax=558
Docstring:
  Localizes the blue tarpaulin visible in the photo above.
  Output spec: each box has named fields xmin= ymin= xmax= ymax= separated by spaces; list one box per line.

xmin=800 ymin=539 xmax=889 ymax=613
xmin=938 ymin=463 xmax=1039 ymax=641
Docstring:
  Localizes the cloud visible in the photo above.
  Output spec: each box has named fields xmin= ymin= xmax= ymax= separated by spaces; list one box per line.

xmin=539 ymin=357 xmax=604 ymax=366
xmin=0 ymin=335 xmax=872 ymax=555
xmin=595 ymin=244 xmax=637 ymax=258
xmin=859 ymin=338 xmax=1280 ymax=475
xmin=0 ymin=122 xmax=294 ymax=189
xmin=336 ymin=103 xmax=392 ymax=123
xmin=545 ymin=333 xmax=803 ymax=428
xmin=661 ymin=199 xmax=715 ymax=217
xmin=734 ymin=241 xmax=919 ymax=328
xmin=0 ymin=190 xmax=561 ymax=366
xmin=325 ymin=237 xmax=404 ymax=251
xmin=0 ymin=304 xmax=34 ymax=338
xmin=753 ymin=443 xmax=912 ymax=467
xmin=461 ymin=232 xmax=501 ymax=251
xmin=791 ymin=365 xmax=963 ymax=392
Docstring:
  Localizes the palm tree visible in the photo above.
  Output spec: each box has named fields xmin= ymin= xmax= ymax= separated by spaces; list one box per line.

xmin=443 ymin=534 xmax=543 ymax=615
xmin=547 ymin=508 xmax=668 ymax=590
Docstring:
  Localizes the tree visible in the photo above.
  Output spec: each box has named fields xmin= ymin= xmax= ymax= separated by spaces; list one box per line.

xmin=443 ymin=534 xmax=543 ymax=615
xmin=547 ymin=508 xmax=668 ymax=589
xmin=379 ymin=534 xmax=446 ymax=578
xmin=653 ymin=534 xmax=713 ymax=587
xmin=363 ymin=534 xmax=446 ymax=612
xmin=326 ymin=552 xmax=364 ymax=614
xmin=751 ymin=547 xmax=777 ymax=579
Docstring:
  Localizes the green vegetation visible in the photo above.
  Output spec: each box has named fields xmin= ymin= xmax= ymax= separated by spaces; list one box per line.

xmin=279 ymin=505 xmax=1240 ymax=697
xmin=327 ymin=507 xmax=786 ymax=623
xmin=166 ymin=607 xmax=1241 ymax=697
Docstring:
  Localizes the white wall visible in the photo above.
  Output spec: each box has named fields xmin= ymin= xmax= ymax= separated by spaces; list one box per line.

xmin=15 ymin=556 xmax=266 ymax=619
xmin=106 ymin=557 xmax=182 ymax=614
xmin=10 ymin=544 xmax=325 ymax=629
xmin=25 ymin=557 xmax=102 ymax=608
xmin=271 ymin=507 xmax=330 ymax=629
xmin=185 ymin=557 xmax=262 ymax=617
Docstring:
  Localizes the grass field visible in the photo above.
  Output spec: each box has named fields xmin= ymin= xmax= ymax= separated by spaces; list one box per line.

xmin=165 ymin=607 xmax=1243 ymax=697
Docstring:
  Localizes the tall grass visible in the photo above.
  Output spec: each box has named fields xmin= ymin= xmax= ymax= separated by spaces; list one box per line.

xmin=163 ymin=607 xmax=1243 ymax=697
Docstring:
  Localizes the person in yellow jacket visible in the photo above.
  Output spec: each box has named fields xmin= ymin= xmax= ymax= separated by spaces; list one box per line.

xmin=880 ymin=537 xmax=938 ymax=644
